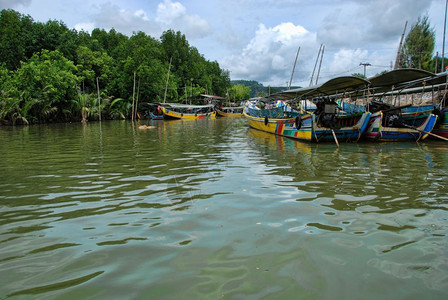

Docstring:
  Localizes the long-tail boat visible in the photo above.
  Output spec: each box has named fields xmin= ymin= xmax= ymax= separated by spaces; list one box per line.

xmin=159 ymin=94 xmax=224 ymax=120
xmin=243 ymin=76 xmax=372 ymax=144
xmin=159 ymin=103 xmax=216 ymax=120
xmin=432 ymin=107 xmax=448 ymax=138
xmin=364 ymin=69 xmax=440 ymax=142
xmin=364 ymin=101 xmax=438 ymax=141
xmin=216 ymin=106 xmax=244 ymax=117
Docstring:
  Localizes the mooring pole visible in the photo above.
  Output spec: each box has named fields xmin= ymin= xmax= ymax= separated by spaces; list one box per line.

xmin=394 ymin=21 xmax=407 ymax=70
xmin=443 ymin=0 xmax=448 ymax=72
xmin=289 ymin=46 xmax=300 ymax=89
xmin=315 ymin=45 xmax=325 ymax=85
xmin=310 ymin=44 xmax=322 ymax=86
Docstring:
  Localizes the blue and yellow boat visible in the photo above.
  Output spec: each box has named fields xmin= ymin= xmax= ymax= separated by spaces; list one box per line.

xmin=244 ymin=104 xmax=371 ymax=143
xmin=244 ymin=76 xmax=371 ymax=143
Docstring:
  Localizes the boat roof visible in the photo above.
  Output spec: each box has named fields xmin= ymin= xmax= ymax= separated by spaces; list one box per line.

xmin=368 ymin=68 xmax=434 ymax=87
xmin=268 ymin=69 xmax=447 ymax=101
xmin=421 ymin=72 xmax=448 ymax=86
xmin=159 ymin=103 xmax=215 ymax=108
xmin=269 ymin=76 xmax=370 ymax=100
xmin=368 ymin=68 xmax=436 ymax=93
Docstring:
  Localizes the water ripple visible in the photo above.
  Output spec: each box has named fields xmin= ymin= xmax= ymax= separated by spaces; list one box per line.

xmin=1 ymin=120 xmax=448 ymax=298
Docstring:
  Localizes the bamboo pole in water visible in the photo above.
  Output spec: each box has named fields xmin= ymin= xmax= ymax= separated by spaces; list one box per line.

xmin=96 ymin=77 xmax=101 ymax=121
xmin=135 ymin=78 xmax=140 ymax=121
xmin=132 ymin=71 xmax=136 ymax=122
xmin=402 ymin=123 xmax=448 ymax=142
xmin=331 ymin=129 xmax=340 ymax=147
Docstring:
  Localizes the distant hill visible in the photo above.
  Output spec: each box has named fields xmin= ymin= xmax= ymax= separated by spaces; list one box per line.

xmin=231 ymin=80 xmax=301 ymax=98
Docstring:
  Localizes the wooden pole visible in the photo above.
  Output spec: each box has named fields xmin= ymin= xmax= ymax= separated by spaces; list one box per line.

xmin=310 ymin=44 xmax=322 ymax=86
xmin=163 ymin=57 xmax=172 ymax=104
xmin=132 ymin=71 xmax=136 ymax=122
xmin=394 ymin=21 xmax=407 ymax=70
xmin=135 ymin=78 xmax=140 ymax=120
xmin=435 ymin=51 xmax=439 ymax=73
xmin=402 ymin=123 xmax=448 ymax=142
xmin=442 ymin=0 xmax=448 ymax=72
xmin=331 ymin=129 xmax=340 ymax=147
xmin=289 ymin=46 xmax=300 ymax=89
xmin=96 ymin=77 xmax=101 ymax=122
xmin=315 ymin=45 xmax=325 ymax=85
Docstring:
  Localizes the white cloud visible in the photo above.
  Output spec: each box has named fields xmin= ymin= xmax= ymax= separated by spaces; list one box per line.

xmin=328 ymin=48 xmax=368 ymax=75
xmin=156 ymin=0 xmax=186 ymax=24
xmin=4 ymin=0 xmax=443 ymax=85
xmin=155 ymin=0 xmax=211 ymax=39
xmin=222 ymin=22 xmax=318 ymax=86
xmin=74 ymin=22 xmax=95 ymax=33
xmin=134 ymin=9 xmax=149 ymax=21
xmin=0 ymin=0 xmax=31 ymax=9
xmin=88 ymin=0 xmax=211 ymax=40
xmin=93 ymin=2 xmax=160 ymax=36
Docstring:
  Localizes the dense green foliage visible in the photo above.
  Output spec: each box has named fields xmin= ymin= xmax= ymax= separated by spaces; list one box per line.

xmin=231 ymin=80 xmax=288 ymax=98
xmin=228 ymin=84 xmax=251 ymax=101
xmin=0 ymin=9 xmax=231 ymax=124
xmin=398 ymin=16 xmax=436 ymax=71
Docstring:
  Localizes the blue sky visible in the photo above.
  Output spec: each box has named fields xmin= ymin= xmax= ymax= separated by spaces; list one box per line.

xmin=1 ymin=0 xmax=447 ymax=87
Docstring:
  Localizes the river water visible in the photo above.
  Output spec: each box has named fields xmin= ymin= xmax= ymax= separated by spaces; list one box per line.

xmin=1 ymin=119 xmax=447 ymax=299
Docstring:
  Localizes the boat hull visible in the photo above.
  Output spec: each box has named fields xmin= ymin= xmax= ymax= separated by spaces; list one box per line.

xmin=431 ymin=107 xmax=448 ymax=138
xmin=150 ymin=112 xmax=164 ymax=120
xmin=216 ymin=109 xmax=243 ymax=118
xmin=243 ymin=110 xmax=371 ymax=142
xmin=364 ymin=111 xmax=438 ymax=141
xmin=161 ymin=107 xmax=216 ymax=120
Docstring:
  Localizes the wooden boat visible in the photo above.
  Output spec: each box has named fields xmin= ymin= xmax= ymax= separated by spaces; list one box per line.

xmin=216 ymin=106 xmax=244 ymax=117
xmin=244 ymin=76 xmax=372 ymax=143
xmin=343 ymin=101 xmax=439 ymax=141
xmin=150 ymin=112 xmax=164 ymax=120
xmin=159 ymin=103 xmax=216 ymax=120
xmin=364 ymin=110 xmax=438 ymax=142
xmin=431 ymin=107 xmax=448 ymax=138
xmin=362 ymin=69 xmax=441 ymax=142
xmin=244 ymin=102 xmax=371 ymax=143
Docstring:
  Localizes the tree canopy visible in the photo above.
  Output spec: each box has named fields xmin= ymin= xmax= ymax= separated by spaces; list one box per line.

xmin=398 ymin=15 xmax=436 ymax=71
xmin=0 ymin=9 xmax=231 ymax=124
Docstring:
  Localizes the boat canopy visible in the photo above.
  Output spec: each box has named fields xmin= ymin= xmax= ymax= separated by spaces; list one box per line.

xmin=420 ymin=72 xmax=448 ymax=86
xmin=368 ymin=68 xmax=435 ymax=93
xmin=269 ymin=69 xmax=447 ymax=101
xmin=269 ymin=75 xmax=370 ymax=100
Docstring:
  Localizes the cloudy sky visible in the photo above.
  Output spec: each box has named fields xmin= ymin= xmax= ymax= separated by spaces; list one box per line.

xmin=1 ymin=0 xmax=447 ymax=87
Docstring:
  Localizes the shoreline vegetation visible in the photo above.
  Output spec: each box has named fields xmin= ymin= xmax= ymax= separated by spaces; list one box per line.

xmin=1 ymin=10 xmax=443 ymax=127
xmin=0 ymin=9 xmax=234 ymax=125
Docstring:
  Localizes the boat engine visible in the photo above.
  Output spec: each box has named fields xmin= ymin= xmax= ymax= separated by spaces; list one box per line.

xmin=315 ymin=98 xmax=338 ymax=128
xmin=386 ymin=114 xmax=403 ymax=127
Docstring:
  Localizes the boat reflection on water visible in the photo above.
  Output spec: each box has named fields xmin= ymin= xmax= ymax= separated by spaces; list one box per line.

xmin=246 ymin=126 xmax=448 ymax=217
xmin=247 ymin=127 xmax=313 ymax=154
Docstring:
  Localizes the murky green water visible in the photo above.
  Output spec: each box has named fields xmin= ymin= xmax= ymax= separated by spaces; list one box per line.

xmin=1 ymin=119 xmax=448 ymax=299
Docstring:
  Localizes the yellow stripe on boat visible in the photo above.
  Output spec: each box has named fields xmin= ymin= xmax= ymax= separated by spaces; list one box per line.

xmin=161 ymin=106 xmax=216 ymax=120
